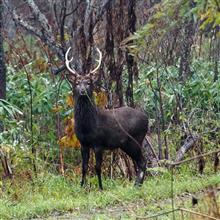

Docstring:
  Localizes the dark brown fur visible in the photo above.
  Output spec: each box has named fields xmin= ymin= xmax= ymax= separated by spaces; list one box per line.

xmin=70 ymin=75 xmax=148 ymax=189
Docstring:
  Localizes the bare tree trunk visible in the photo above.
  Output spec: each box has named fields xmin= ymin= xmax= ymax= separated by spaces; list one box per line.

xmin=0 ymin=0 xmax=12 ymax=178
xmin=179 ymin=1 xmax=195 ymax=81
xmin=0 ymin=0 xmax=6 ymax=100
xmin=126 ymin=0 xmax=138 ymax=107
xmin=214 ymin=152 xmax=219 ymax=173
xmin=115 ymin=0 xmax=125 ymax=107
xmin=148 ymin=79 xmax=163 ymax=159
xmin=105 ymin=1 xmax=124 ymax=106
xmin=214 ymin=29 xmax=219 ymax=82
xmin=156 ymin=68 xmax=169 ymax=159
xmin=105 ymin=1 xmax=115 ymax=82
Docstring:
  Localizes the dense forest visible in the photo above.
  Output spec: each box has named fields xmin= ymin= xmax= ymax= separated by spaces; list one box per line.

xmin=0 ymin=0 xmax=219 ymax=219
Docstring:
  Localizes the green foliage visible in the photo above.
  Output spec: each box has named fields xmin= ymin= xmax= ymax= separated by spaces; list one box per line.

xmin=1 ymin=2 xmax=220 ymax=218
xmin=0 ymin=98 xmax=23 ymax=147
xmin=2 ymin=66 xmax=73 ymax=171
xmin=135 ymin=60 xmax=219 ymax=119
xmin=126 ymin=0 xmax=220 ymax=60
xmin=193 ymin=0 xmax=220 ymax=29
xmin=0 ymin=99 xmax=22 ymax=118
xmin=134 ymin=59 xmax=220 ymax=152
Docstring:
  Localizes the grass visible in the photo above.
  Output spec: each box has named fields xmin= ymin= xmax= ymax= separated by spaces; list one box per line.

xmin=0 ymin=168 xmax=219 ymax=219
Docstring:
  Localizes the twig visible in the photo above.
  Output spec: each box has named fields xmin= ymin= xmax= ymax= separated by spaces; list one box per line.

xmin=171 ymin=148 xmax=220 ymax=167
xmin=171 ymin=167 xmax=175 ymax=220
xmin=144 ymin=136 xmax=159 ymax=161
xmin=179 ymin=208 xmax=220 ymax=220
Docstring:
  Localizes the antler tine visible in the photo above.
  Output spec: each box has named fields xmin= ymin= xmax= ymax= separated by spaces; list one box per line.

xmin=65 ymin=47 xmax=79 ymax=75
xmin=90 ymin=48 xmax=102 ymax=74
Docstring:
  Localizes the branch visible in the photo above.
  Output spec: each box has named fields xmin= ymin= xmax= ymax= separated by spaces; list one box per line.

xmin=4 ymin=0 xmax=64 ymax=60
xmin=0 ymin=149 xmax=13 ymax=177
xmin=25 ymin=0 xmax=52 ymax=34
xmin=175 ymin=135 xmax=200 ymax=162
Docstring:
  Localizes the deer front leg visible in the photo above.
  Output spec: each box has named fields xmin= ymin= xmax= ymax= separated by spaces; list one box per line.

xmin=81 ymin=146 xmax=90 ymax=187
xmin=94 ymin=147 xmax=103 ymax=190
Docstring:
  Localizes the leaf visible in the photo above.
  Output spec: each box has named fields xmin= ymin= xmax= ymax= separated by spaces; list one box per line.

xmin=58 ymin=117 xmax=80 ymax=149
xmin=51 ymin=105 xmax=62 ymax=113
xmin=94 ymin=91 xmax=108 ymax=108
xmin=0 ymin=99 xmax=23 ymax=117
xmin=66 ymin=94 xmax=74 ymax=107
xmin=0 ymin=145 xmax=13 ymax=154
xmin=214 ymin=12 xmax=220 ymax=26
xmin=32 ymin=57 xmax=48 ymax=72
xmin=58 ymin=134 xmax=80 ymax=149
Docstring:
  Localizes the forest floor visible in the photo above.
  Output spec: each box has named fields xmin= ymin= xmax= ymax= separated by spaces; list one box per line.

xmin=44 ymin=185 xmax=220 ymax=220
xmin=0 ymin=167 xmax=219 ymax=220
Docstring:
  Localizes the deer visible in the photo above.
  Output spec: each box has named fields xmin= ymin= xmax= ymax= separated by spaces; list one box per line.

xmin=65 ymin=47 xmax=148 ymax=190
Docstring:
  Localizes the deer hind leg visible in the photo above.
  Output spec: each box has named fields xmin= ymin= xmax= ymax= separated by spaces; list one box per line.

xmin=81 ymin=146 xmax=90 ymax=187
xmin=94 ymin=147 xmax=103 ymax=190
xmin=121 ymin=142 xmax=146 ymax=186
xmin=134 ymin=154 xmax=146 ymax=186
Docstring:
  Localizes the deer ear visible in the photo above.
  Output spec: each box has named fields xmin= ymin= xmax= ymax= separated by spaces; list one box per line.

xmin=66 ymin=74 xmax=76 ymax=85
xmin=91 ymin=72 xmax=99 ymax=83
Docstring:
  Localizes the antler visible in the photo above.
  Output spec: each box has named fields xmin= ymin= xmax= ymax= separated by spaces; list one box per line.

xmin=65 ymin=47 xmax=79 ymax=76
xmin=90 ymin=48 xmax=102 ymax=74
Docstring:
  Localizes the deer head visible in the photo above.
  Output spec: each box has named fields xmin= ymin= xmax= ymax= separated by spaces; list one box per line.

xmin=65 ymin=47 xmax=102 ymax=97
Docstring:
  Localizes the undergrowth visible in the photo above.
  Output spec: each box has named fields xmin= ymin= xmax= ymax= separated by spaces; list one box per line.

xmin=0 ymin=168 xmax=219 ymax=219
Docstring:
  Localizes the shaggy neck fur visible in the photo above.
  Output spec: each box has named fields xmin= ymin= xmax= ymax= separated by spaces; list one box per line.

xmin=74 ymin=95 xmax=97 ymax=135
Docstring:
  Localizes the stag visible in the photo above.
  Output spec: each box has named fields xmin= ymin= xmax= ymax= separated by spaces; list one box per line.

xmin=65 ymin=47 xmax=148 ymax=190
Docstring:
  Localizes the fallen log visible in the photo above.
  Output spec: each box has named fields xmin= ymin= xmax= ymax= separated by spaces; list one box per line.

xmin=175 ymin=135 xmax=200 ymax=162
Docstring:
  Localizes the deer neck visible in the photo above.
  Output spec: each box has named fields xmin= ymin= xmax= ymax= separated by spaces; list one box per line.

xmin=74 ymin=95 xmax=98 ymax=135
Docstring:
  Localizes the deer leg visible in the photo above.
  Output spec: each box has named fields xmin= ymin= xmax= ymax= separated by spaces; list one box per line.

xmin=134 ymin=157 xmax=146 ymax=187
xmin=81 ymin=146 xmax=90 ymax=187
xmin=121 ymin=143 xmax=146 ymax=186
xmin=94 ymin=147 xmax=103 ymax=190
xmin=132 ymin=145 xmax=146 ymax=186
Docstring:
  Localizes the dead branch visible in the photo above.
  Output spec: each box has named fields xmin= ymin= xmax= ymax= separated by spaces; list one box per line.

xmin=175 ymin=135 xmax=200 ymax=162
xmin=179 ymin=208 xmax=220 ymax=220
xmin=171 ymin=149 xmax=220 ymax=167
xmin=0 ymin=149 xmax=12 ymax=178
xmin=142 ymin=135 xmax=159 ymax=168
xmin=4 ymin=0 xmax=63 ymax=59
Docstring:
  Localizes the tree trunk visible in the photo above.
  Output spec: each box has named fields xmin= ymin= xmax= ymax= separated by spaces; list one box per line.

xmin=126 ymin=0 xmax=138 ymax=107
xmin=179 ymin=1 xmax=195 ymax=81
xmin=0 ymin=0 xmax=6 ymax=100
xmin=214 ymin=29 xmax=219 ymax=82
xmin=0 ymin=1 xmax=12 ymax=178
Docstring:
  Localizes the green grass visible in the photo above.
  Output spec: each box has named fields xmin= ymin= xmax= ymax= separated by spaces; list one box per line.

xmin=0 ymin=170 xmax=219 ymax=219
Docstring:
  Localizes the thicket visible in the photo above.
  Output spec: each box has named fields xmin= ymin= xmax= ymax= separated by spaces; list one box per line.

xmin=0 ymin=0 xmax=219 ymax=184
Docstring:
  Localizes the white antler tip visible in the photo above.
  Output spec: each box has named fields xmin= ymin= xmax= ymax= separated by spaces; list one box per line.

xmin=90 ymin=47 xmax=102 ymax=74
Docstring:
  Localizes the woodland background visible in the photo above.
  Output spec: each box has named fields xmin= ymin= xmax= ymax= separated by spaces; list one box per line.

xmin=0 ymin=0 xmax=219 ymax=219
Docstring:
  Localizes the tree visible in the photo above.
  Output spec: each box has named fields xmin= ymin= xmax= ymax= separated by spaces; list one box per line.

xmin=0 ymin=0 xmax=12 ymax=178
xmin=0 ymin=0 xmax=6 ymax=100
xmin=3 ymin=0 xmax=143 ymax=177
